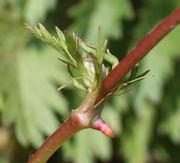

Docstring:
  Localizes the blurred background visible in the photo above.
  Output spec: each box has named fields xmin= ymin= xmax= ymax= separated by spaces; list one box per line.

xmin=0 ymin=0 xmax=180 ymax=163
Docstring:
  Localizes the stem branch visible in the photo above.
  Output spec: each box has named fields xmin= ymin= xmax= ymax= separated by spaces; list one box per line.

xmin=28 ymin=8 xmax=180 ymax=163
xmin=28 ymin=91 xmax=98 ymax=163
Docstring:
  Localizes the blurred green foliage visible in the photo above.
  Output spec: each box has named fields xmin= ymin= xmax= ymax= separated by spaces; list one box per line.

xmin=0 ymin=0 xmax=179 ymax=163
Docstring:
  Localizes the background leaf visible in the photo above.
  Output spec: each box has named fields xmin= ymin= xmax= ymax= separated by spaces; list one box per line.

xmin=23 ymin=0 xmax=57 ymax=24
xmin=0 ymin=0 xmax=179 ymax=162
xmin=69 ymin=0 xmax=134 ymax=42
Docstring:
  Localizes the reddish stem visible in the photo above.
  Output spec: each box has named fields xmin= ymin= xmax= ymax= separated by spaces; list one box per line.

xmin=28 ymin=91 xmax=98 ymax=163
xmin=28 ymin=8 xmax=180 ymax=163
xmin=96 ymin=7 xmax=180 ymax=104
xmin=28 ymin=117 xmax=83 ymax=163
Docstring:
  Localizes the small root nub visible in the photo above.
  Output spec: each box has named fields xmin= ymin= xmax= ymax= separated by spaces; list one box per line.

xmin=91 ymin=117 xmax=115 ymax=138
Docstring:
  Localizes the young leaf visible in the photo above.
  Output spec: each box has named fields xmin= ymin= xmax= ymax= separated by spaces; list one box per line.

xmin=26 ymin=24 xmax=77 ymax=66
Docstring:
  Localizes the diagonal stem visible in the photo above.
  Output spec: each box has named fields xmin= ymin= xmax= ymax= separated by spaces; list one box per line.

xmin=27 ymin=117 xmax=83 ymax=163
xmin=28 ymin=91 xmax=98 ymax=163
xmin=95 ymin=7 xmax=180 ymax=104
xmin=27 ymin=7 xmax=180 ymax=163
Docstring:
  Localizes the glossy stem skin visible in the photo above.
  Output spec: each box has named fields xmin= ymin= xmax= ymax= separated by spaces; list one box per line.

xmin=28 ymin=91 xmax=98 ymax=163
xmin=28 ymin=117 xmax=83 ymax=163
xmin=28 ymin=8 xmax=180 ymax=163
xmin=96 ymin=7 xmax=180 ymax=104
